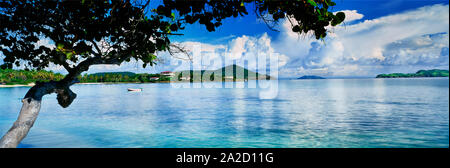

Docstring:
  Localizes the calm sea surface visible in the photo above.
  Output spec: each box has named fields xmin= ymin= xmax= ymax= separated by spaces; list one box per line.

xmin=0 ymin=78 xmax=448 ymax=148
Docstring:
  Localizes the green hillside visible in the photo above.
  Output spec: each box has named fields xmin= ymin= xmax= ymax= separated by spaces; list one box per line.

xmin=298 ymin=75 xmax=326 ymax=79
xmin=376 ymin=69 xmax=449 ymax=78
xmin=176 ymin=64 xmax=270 ymax=82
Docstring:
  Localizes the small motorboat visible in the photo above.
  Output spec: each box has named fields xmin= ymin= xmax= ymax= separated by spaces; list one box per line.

xmin=127 ymin=88 xmax=142 ymax=92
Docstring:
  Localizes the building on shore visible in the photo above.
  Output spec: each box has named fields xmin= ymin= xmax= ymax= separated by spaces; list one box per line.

xmin=160 ymin=71 xmax=175 ymax=78
xmin=179 ymin=76 xmax=190 ymax=80
xmin=149 ymin=77 xmax=160 ymax=81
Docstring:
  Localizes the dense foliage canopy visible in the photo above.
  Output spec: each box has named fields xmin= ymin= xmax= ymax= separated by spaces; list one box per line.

xmin=0 ymin=68 xmax=64 ymax=85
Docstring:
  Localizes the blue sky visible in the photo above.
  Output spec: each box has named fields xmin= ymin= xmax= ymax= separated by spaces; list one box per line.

xmin=173 ymin=0 xmax=449 ymax=43
xmin=84 ymin=0 xmax=448 ymax=77
xmin=3 ymin=0 xmax=449 ymax=77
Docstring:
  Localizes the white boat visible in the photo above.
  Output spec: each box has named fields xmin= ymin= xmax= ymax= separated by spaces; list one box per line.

xmin=127 ymin=88 xmax=142 ymax=92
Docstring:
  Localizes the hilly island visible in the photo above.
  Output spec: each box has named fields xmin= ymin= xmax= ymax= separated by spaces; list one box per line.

xmin=376 ymin=69 xmax=449 ymax=78
xmin=0 ymin=65 xmax=270 ymax=86
xmin=298 ymin=75 xmax=326 ymax=79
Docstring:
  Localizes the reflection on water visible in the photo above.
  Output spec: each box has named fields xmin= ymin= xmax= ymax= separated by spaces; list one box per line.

xmin=0 ymin=78 xmax=448 ymax=148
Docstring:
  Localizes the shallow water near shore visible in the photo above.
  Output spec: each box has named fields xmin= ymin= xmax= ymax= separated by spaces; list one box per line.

xmin=0 ymin=78 xmax=448 ymax=148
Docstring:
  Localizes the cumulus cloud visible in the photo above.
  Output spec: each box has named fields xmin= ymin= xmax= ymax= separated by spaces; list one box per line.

xmin=78 ymin=33 xmax=287 ymax=75
xmin=167 ymin=33 xmax=288 ymax=74
xmin=383 ymin=33 xmax=449 ymax=66
xmin=229 ymin=35 xmax=250 ymax=59
xmin=275 ymin=4 xmax=449 ymax=77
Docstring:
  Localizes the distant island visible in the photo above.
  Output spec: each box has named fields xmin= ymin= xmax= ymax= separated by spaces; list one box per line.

xmin=298 ymin=75 xmax=326 ymax=79
xmin=0 ymin=65 xmax=271 ymax=86
xmin=376 ymin=69 xmax=449 ymax=78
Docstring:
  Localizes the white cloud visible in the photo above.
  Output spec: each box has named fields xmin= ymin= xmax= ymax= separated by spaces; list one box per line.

xmin=275 ymin=4 xmax=449 ymax=77
xmin=228 ymin=35 xmax=249 ymax=59
xmin=382 ymin=33 xmax=449 ymax=66
xmin=78 ymin=33 xmax=288 ymax=75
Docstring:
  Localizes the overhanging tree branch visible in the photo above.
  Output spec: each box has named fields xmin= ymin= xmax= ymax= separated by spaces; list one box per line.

xmin=0 ymin=0 xmax=345 ymax=148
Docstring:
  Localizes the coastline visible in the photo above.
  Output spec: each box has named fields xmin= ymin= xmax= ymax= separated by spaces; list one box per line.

xmin=0 ymin=82 xmax=140 ymax=87
xmin=0 ymin=83 xmax=35 ymax=88
xmin=0 ymin=79 xmax=265 ymax=88
xmin=2 ymin=77 xmax=448 ymax=88
xmin=375 ymin=76 xmax=449 ymax=79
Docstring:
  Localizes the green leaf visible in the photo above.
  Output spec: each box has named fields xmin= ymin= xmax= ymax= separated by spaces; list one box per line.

xmin=146 ymin=54 xmax=156 ymax=62
xmin=336 ymin=12 xmax=345 ymax=22
xmin=292 ymin=25 xmax=300 ymax=32
xmin=307 ymin=0 xmax=317 ymax=7
xmin=57 ymin=43 xmax=64 ymax=50
xmin=65 ymin=52 xmax=73 ymax=60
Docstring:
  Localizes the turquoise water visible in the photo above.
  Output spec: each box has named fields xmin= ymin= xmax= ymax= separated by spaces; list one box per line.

xmin=0 ymin=78 xmax=448 ymax=148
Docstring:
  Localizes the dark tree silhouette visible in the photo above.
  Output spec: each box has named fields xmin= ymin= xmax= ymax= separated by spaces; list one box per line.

xmin=0 ymin=0 xmax=344 ymax=148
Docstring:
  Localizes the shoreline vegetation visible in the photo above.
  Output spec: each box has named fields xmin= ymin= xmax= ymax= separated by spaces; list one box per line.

xmin=1 ymin=64 xmax=272 ymax=87
xmin=376 ymin=69 xmax=449 ymax=78
xmin=298 ymin=75 xmax=326 ymax=79
xmin=3 ymin=68 xmax=449 ymax=88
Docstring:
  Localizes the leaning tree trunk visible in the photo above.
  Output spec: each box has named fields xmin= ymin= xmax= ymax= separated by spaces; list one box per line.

xmin=0 ymin=80 xmax=77 ymax=148
xmin=0 ymin=97 xmax=42 ymax=148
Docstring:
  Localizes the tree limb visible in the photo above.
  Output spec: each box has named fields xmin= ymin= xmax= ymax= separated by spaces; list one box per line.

xmin=91 ymin=40 xmax=103 ymax=57
xmin=0 ymin=80 xmax=78 ymax=148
